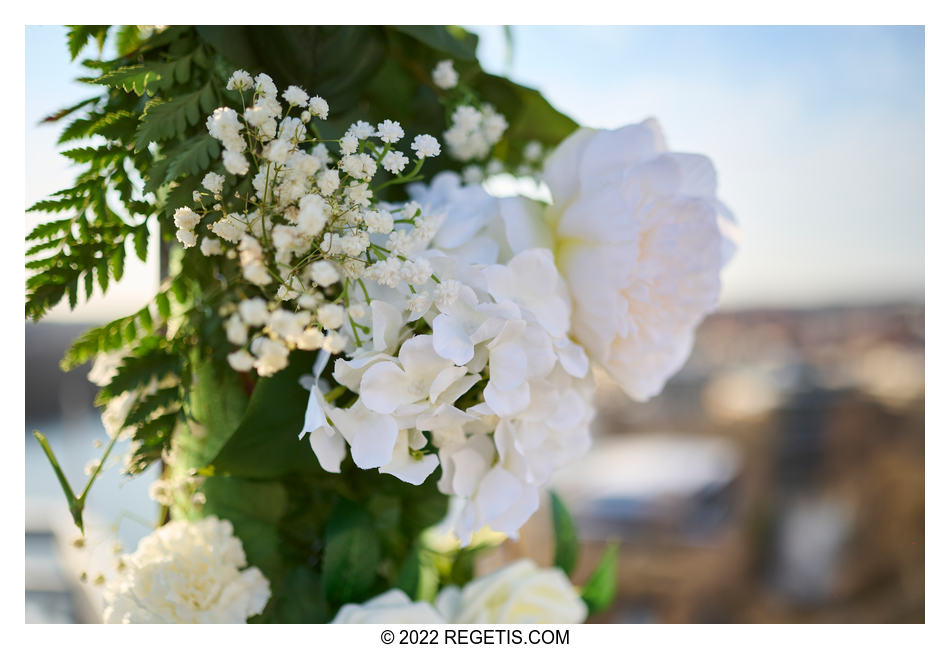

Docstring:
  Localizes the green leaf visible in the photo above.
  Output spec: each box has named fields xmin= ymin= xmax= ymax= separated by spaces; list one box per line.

xmin=134 ymin=87 xmax=208 ymax=151
xmin=262 ymin=565 xmax=329 ymax=623
xmin=198 ymin=475 xmax=287 ymax=580
xmin=163 ymin=134 xmax=220 ymax=182
xmin=322 ymin=500 xmax=381 ymax=603
xmin=580 ymin=542 xmax=619 ymax=616
xmin=97 ymin=345 xmax=182 ymax=402
xmin=395 ymin=543 xmax=422 ymax=599
xmin=550 ymin=491 xmax=579 ymax=577
xmin=390 ymin=26 xmax=477 ymax=61
xmin=67 ymin=26 xmax=109 ymax=61
xmin=155 ymin=292 xmax=171 ymax=318
xmin=92 ymin=64 xmax=160 ymax=96
xmin=210 ymin=351 xmax=318 ymax=478
xmin=124 ymin=386 xmax=179 ymax=427
xmin=176 ymin=356 xmax=248 ymax=470
xmin=133 ymin=225 xmax=149 ymax=262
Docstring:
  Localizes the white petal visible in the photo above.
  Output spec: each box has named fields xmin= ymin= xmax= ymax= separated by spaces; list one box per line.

xmin=498 ymin=197 xmax=553 ymax=254
xmin=429 ymin=366 xmax=469 ymax=403
xmin=541 ymin=127 xmax=596 ymax=206
xmin=484 ymin=381 xmax=531 ymax=417
xmin=379 ymin=431 xmax=439 ymax=485
xmin=360 ymin=362 xmax=415 ymax=414
xmin=308 ymin=426 xmax=346 ymax=473
xmin=475 ymin=465 xmax=522 ymax=523
xmin=329 ymin=403 xmax=399 ymax=468
xmin=432 ymin=314 xmax=474 ymax=365
xmin=371 ymin=300 xmax=404 ymax=352
xmin=555 ymin=338 xmax=590 ymax=378
xmin=488 ymin=342 xmax=527 ymax=391
xmin=398 ymin=334 xmax=451 ymax=382
xmin=299 ymin=386 xmax=329 ymax=438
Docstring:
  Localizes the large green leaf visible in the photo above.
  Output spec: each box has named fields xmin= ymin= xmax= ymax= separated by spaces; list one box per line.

xmin=322 ymin=500 xmax=381 ymax=603
xmin=261 ymin=565 xmax=329 ymax=623
xmin=390 ymin=26 xmax=477 ymax=61
xmin=197 ymin=475 xmax=287 ymax=580
xmin=176 ymin=355 xmax=248 ymax=470
xmin=209 ymin=351 xmax=319 ymax=478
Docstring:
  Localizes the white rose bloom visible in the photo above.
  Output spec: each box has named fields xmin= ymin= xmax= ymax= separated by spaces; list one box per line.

xmin=435 ymin=559 xmax=586 ymax=624
xmin=102 ymin=517 xmax=270 ymax=624
xmin=331 ymin=589 xmax=445 ymax=624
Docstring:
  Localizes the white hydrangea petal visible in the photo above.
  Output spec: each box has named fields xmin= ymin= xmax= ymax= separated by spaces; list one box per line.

xmin=432 ymin=314 xmax=474 ymax=364
xmin=329 ymin=403 xmax=399 ymax=469
xmin=371 ymin=300 xmax=403 ymax=352
xmin=397 ymin=334 xmax=450 ymax=381
xmin=474 ymin=465 xmax=522 ymax=523
xmin=379 ymin=431 xmax=440 ymax=485
xmin=554 ymin=338 xmax=590 ymax=378
xmin=486 ymin=484 xmax=539 ymax=538
xmin=359 ymin=362 xmax=415 ymax=414
xmin=488 ymin=342 xmax=527 ymax=391
xmin=483 ymin=381 xmax=530 ymax=417
xmin=308 ymin=425 xmax=346 ymax=473
xmin=429 ymin=365 xmax=469 ymax=403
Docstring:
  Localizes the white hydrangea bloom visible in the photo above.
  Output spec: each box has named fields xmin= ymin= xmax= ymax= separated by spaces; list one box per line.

xmin=102 ymin=517 xmax=270 ymax=624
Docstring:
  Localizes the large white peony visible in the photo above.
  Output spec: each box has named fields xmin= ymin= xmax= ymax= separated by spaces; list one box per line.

xmin=435 ymin=559 xmax=586 ymax=623
xmin=539 ymin=120 xmax=737 ymax=400
xmin=331 ymin=589 xmax=446 ymax=623
xmin=102 ymin=516 xmax=271 ymax=624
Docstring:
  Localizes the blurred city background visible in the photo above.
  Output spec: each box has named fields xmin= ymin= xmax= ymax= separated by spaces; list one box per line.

xmin=25 ymin=25 xmax=924 ymax=623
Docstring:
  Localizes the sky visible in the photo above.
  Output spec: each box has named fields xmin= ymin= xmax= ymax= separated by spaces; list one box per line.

xmin=25 ymin=26 xmax=924 ymax=321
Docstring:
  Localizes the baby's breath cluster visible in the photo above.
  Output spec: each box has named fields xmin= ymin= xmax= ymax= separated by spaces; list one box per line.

xmin=177 ymin=70 xmax=444 ymax=376
xmin=443 ymin=104 xmax=508 ymax=162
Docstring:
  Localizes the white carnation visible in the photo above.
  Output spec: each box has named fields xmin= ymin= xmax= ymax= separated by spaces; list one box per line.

xmin=102 ymin=517 xmax=270 ymax=624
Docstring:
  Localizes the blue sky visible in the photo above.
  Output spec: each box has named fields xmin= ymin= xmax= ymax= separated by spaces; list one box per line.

xmin=25 ymin=26 xmax=924 ymax=320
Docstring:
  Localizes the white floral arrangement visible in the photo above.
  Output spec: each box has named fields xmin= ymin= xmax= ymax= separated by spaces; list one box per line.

xmin=29 ymin=28 xmax=735 ymax=625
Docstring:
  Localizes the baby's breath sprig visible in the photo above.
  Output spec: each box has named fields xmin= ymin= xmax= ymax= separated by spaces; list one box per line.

xmin=174 ymin=69 xmax=447 ymax=377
